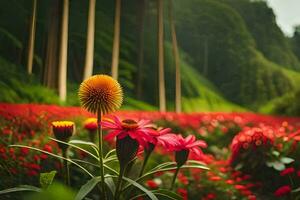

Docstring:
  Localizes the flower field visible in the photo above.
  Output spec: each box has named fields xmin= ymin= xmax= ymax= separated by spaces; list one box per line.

xmin=1 ymin=103 xmax=300 ymax=199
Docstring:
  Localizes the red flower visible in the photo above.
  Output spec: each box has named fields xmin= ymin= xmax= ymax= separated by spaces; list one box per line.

xmin=234 ymin=184 xmax=247 ymax=190
xmin=247 ymin=195 xmax=256 ymax=200
xmin=177 ymin=188 xmax=188 ymax=200
xmin=280 ymin=167 xmax=295 ymax=176
xmin=146 ymin=180 xmax=158 ymax=189
xmin=206 ymin=193 xmax=216 ymax=199
xmin=274 ymin=185 xmax=291 ymax=197
xmin=226 ymin=179 xmax=235 ymax=184
xmin=178 ymin=172 xmax=189 ymax=185
xmin=102 ymin=116 xmax=156 ymax=147
xmin=209 ymin=176 xmax=222 ymax=181
xmin=21 ymin=147 xmax=29 ymax=156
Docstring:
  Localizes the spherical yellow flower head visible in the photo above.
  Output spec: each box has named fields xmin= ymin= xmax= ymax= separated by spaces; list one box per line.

xmin=52 ymin=121 xmax=75 ymax=149
xmin=79 ymin=75 xmax=123 ymax=114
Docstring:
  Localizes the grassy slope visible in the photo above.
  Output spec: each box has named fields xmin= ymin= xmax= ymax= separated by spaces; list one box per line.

xmin=257 ymin=55 xmax=300 ymax=114
xmin=180 ymin=62 xmax=245 ymax=112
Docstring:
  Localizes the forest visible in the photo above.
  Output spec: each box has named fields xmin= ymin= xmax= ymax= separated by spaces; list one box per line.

xmin=1 ymin=0 xmax=300 ymax=114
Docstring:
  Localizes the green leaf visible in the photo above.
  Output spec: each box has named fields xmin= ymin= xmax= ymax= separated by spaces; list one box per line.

xmin=272 ymin=151 xmax=280 ymax=157
xmin=152 ymin=189 xmax=183 ymax=200
xmin=103 ymin=164 xmax=119 ymax=175
xmin=51 ymin=138 xmax=99 ymax=160
xmin=272 ymin=161 xmax=285 ymax=171
xmin=69 ymin=140 xmax=98 ymax=149
xmin=40 ymin=171 xmax=57 ymax=189
xmin=149 ymin=162 xmax=176 ymax=172
xmin=75 ymin=177 xmax=101 ymax=200
xmin=104 ymin=176 xmax=116 ymax=196
xmin=280 ymin=157 xmax=294 ymax=164
xmin=103 ymin=156 xmax=118 ymax=164
xmin=186 ymin=160 xmax=206 ymax=165
xmin=123 ymin=164 xmax=209 ymax=192
xmin=105 ymin=149 xmax=116 ymax=159
xmin=292 ymin=187 xmax=300 ymax=193
xmin=0 ymin=185 xmax=42 ymax=195
xmin=75 ymin=175 xmax=117 ymax=200
xmin=122 ymin=177 xmax=158 ymax=200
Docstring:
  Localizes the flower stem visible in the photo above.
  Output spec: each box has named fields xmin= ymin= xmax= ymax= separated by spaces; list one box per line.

xmin=139 ymin=151 xmax=151 ymax=177
xmin=62 ymin=149 xmax=70 ymax=186
xmin=115 ymin=165 xmax=126 ymax=200
xmin=170 ymin=166 xmax=180 ymax=190
xmin=97 ymin=109 xmax=106 ymax=200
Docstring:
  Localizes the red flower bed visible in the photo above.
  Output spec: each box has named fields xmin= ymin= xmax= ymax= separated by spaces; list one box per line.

xmin=1 ymin=103 xmax=300 ymax=199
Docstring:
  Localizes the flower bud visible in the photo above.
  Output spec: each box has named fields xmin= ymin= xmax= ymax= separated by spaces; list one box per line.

xmin=52 ymin=121 xmax=74 ymax=150
xmin=116 ymin=135 xmax=139 ymax=169
xmin=175 ymin=149 xmax=189 ymax=167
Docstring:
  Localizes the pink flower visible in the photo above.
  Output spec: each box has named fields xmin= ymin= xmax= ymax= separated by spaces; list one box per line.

xmin=274 ymin=185 xmax=291 ymax=197
xmin=102 ymin=116 xmax=157 ymax=147
xmin=169 ymin=135 xmax=207 ymax=157
xmin=151 ymin=128 xmax=179 ymax=149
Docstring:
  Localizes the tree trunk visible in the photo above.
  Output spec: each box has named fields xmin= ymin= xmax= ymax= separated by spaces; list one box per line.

xmin=27 ymin=0 xmax=37 ymax=75
xmin=157 ymin=0 xmax=166 ymax=112
xmin=169 ymin=0 xmax=181 ymax=113
xmin=135 ymin=0 xmax=146 ymax=100
xmin=43 ymin=0 xmax=60 ymax=89
xmin=58 ymin=0 xmax=69 ymax=101
xmin=83 ymin=0 xmax=96 ymax=81
xmin=111 ymin=0 xmax=121 ymax=80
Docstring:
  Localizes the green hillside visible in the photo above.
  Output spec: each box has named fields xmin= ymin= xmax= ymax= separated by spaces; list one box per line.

xmin=221 ymin=0 xmax=300 ymax=70
xmin=0 ymin=0 xmax=300 ymax=115
xmin=174 ymin=0 xmax=300 ymax=109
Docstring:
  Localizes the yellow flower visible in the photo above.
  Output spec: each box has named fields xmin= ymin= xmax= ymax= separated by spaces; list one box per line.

xmin=83 ymin=118 xmax=98 ymax=132
xmin=78 ymin=75 xmax=123 ymax=114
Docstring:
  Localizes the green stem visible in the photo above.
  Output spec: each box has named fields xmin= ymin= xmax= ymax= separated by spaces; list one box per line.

xmin=97 ymin=109 xmax=106 ymax=200
xmin=115 ymin=165 xmax=126 ymax=200
xmin=62 ymin=149 xmax=70 ymax=186
xmin=170 ymin=166 xmax=180 ymax=190
xmin=139 ymin=151 xmax=151 ymax=177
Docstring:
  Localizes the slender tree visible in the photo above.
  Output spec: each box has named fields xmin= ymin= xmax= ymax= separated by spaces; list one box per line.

xmin=168 ymin=0 xmax=181 ymax=113
xmin=157 ymin=0 xmax=166 ymax=112
xmin=135 ymin=0 xmax=146 ymax=100
xmin=58 ymin=0 xmax=69 ymax=101
xmin=26 ymin=0 xmax=37 ymax=75
xmin=43 ymin=0 xmax=60 ymax=89
xmin=111 ymin=0 xmax=121 ymax=80
xmin=83 ymin=0 xmax=96 ymax=81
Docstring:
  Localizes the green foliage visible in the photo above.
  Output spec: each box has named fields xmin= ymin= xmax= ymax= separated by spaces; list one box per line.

xmin=259 ymin=90 xmax=300 ymax=116
xmin=221 ymin=0 xmax=300 ymax=70
xmin=0 ymin=57 xmax=60 ymax=104
xmin=40 ymin=171 xmax=57 ymax=189
xmin=25 ymin=182 xmax=76 ymax=200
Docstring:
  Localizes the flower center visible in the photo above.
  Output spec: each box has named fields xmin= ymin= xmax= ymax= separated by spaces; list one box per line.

xmin=121 ymin=119 xmax=139 ymax=129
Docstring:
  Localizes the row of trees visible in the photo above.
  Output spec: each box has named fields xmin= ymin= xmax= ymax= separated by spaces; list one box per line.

xmin=25 ymin=0 xmax=182 ymax=112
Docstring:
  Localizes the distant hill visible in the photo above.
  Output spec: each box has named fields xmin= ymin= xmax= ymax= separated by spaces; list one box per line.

xmin=174 ymin=0 xmax=300 ymax=108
